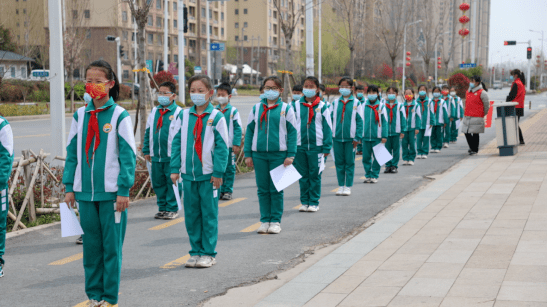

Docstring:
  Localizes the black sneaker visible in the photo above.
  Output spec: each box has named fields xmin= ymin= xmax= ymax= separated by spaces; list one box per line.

xmin=469 ymin=151 xmax=478 ymax=155
xmin=384 ymin=167 xmax=392 ymax=174
xmin=75 ymin=236 xmax=83 ymax=245
xmin=223 ymin=192 xmax=232 ymax=200
xmin=0 ymin=263 xmax=4 ymax=278
xmin=219 ymin=192 xmax=225 ymax=200
xmin=520 ymin=141 xmax=525 ymax=145
xmin=154 ymin=211 xmax=166 ymax=219
xmin=391 ymin=167 xmax=398 ymax=173
xmin=163 ymin=212 xmax=179 ymax=220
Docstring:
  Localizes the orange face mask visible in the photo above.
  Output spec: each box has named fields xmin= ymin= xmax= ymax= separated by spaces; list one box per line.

xmin=86 ymin=82 xmax=109 ymax=100
xmin=441 ymin=90 xmax=449 ymax=96
xmin=405 ymin=94 xmax=414 ymax=101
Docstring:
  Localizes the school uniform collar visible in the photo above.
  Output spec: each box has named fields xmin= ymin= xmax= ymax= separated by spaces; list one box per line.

xmin=338 ymin=94 xmax=355 ymax=102
xmin=366 ymin=99 xmax=380 ymax=106
xmin=86 ymin=97 xmax=115 ymax=112
xmin=190 ymin=102 xmax=214 ymax=115
xmin=417 ymin=96 xmax=428 ymax=101
xmin=160 ymin=101 xmax=178 ymax=111
xmin=216 ymin=102 xmax=232 ymax=112
xmin=405 ymin=100 xmax=415 ymax=106
xmin=261 ymin=97 xmax=282 ymax=107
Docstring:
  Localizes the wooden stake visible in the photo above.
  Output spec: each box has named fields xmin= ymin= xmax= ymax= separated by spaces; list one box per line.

xmin=7 ymin=211 xmax=26 ymax=229
xmin=40 ymin=149 xmax=44 ymax=208
xmin=12 ymin=158 xmax=40 ymax=231
xmin=136 ymin=175 xmax=150 ymax=199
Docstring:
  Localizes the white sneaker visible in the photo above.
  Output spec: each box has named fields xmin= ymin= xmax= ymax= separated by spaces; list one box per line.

xmin=336 ymin=187 xmax=344 ymax=196
xmin=86 ymin=300 xmax=101 ymax=307
xmin=417 ymin=155 xmax=423 ymax=159
xmin=299 ymin=205 xmax=308 ymax=212
xmin=370 ymin=178 xmax=378 ymax=183
xmin=268 ymin=222 xmax=281 ymax=234
xmin=435 ymin=149 xmax=441 ymax=153
xmin=443 ymin=143 xmax=449 ymax=148
xmin=342 ymin=187 xmax=351 ymax=196
xmin=403 ymin=161 xmax=409 ymax=165
xmin=307 ymin=206 xmax=319 ymax=212
xmin=185 ymin=255 xmax=200 ymax=268
xmin=408 ymin=161 xmax=415 ymax=166
xmin=257 ymin=222 xmax=270 ymax=234
xmin=423 ymin=155 xmax=428 ymax=159
xmin=196 ymin=255 xmax=217 ymax=268
xmin=364 ymin=177 xmax=371 ymax=183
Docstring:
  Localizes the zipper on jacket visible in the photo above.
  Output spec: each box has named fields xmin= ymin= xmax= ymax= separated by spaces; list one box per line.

xmin=307 ymin=105 xmax=310 ymax=150
xmin=91 ymin=139 xmax=95 ymax=201
xmin=158 ymin=112 xmax=162 ymax=159
xmin=266 ymin=105 xmax=270 ymax=152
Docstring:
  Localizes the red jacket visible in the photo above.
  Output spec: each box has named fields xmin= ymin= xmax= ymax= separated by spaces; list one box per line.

xmin=510 ymin=79 xmax=526 ymax=109
xmin=465 ymin=89 xmax=485 ymax=117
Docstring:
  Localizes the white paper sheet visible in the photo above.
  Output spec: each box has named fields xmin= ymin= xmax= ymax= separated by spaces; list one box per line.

xmin=113 ymin=203 xmax=121 ymax=224
xmin=146 ymin=161 xmax=152 ymax=176
xmin=424 ymin=125 xmax=433 ymax=137
xmin=456 ymin=119 xmax=461 ymax=130
xmin=373 ymin=143 xmax=393 ymax=166
xmin=270 ymin=164 xmax=302 ymax=192
xmin=60 ymin=202 xmax=84 ymax=237
xmin=1 ymin=189 xmax=6 ymax=211
xmin=172 ymin=184 xmax=182 ymax=211
xmin=318 ymin=154 xmax=326 ymax=174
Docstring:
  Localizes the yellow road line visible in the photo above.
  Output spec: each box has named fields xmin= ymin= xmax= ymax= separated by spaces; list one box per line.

xmin=160 ymin=254 xmax=190 ymax=269
xmin=219 ymin=197 xmax=247 ymax=208
xmin=240 ymin=222 xmax=261 ymax=232
xmin=331 ymin=188 xmax=338 ymax=192
xmin=148 ymin=217 xmax=185 ymax=230
xmin=360 ymin=176 xmax=366 ymax=180
xmin=355 ymin=156 xmax=361 ymax=161
xmin=49 ymin=252 xmax=83 ymax=265
xmin=74 ymin=300 xmax=90 ymax=307
xmin=330 ymin=166 xmax=336 ymax=169
xmin=293 ymin=204 xmax=302 ymax=209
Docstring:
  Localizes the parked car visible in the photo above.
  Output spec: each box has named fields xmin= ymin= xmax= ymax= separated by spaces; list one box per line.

xmin=122 ymin=82 xmax=140 ymax=95
xmin=493 ymin=81 xmax=503 ymax=90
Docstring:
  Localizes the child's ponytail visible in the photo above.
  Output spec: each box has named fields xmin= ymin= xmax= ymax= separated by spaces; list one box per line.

xmin=110 ymin=71 xmax=120 ymax=102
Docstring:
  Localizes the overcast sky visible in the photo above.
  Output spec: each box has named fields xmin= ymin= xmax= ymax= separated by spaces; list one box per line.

xmin=489 ymin=0 xmax=547 ymax=66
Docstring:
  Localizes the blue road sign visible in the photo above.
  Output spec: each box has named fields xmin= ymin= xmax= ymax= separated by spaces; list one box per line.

xmin=210 ymin=43 xmax=225 ymax=51
xmin=459 ymin=63 xmax=477 ymax=68
xmin=194 ymin=66 xmax=202 ymax=73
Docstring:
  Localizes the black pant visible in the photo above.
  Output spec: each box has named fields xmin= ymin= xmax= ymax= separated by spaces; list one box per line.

xmin=518 ymin=116 xmax=524 ymax=144
xmin=465 ymin=133 xmax=480 ymax=152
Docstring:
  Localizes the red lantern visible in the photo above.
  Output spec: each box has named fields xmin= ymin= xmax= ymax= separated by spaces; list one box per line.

xmin=437 ymin=57 xmax=441 ymax=60
xmin=462 ymin=61 xmax=465 ymax=64
xmin=406 ymin=51 xmax=411 ymax=56
xmin=537 ymin=55 xmax=541 ymax=58
xmin=459 ymin=2 xmax=470 ymax=12
xmin=437 ymin=61 xmax=442 ymax=65
xmin=459 ymin=15 xmax=470 ymax=24
xmin=438 ymin=65 xmax=442 ymax=69
xmin=406 ymin=56 xmax=411 ymax=61
xmin=458 ymin=28 xmax=470 ymax=37
xmin=406 ymin=62 xmax=411 ymax=67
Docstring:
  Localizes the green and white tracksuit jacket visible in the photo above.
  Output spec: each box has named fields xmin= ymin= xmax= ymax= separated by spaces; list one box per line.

xmin=63 ymin=98 xmax=137 ymax=200
xmin=384 ymin=102 xmax=407 ymax=137
xmin=216 ymin=103 xmax=242 ymax=194
xmin=0 ymin=116 xmax=14 ymax=266
xmin=416 ymin=96 xmax=433 ymax=129
xmin=331 ymin=95 xmax=363 ymax=143
xmin=142 ymin=102 xmax=183 ymax=162
xmin=448 ymin=95 xmax=464 ymax=125
xmin=403 ymin=100 xmax=422 ymax=132
xmin=430 ymin=98 xmax=449 ymax=150
xmin=292 ymin=97 xmax=333 ymax=154
xmin=359 ymin=99 xmax=388 ymax=142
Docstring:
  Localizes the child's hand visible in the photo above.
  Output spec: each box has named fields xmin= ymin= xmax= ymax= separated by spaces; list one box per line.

xmin=352 ymin=141 xmax=358 ymax=148
xmin=415 ymin=130 xmax=419 ymax=135
xmin=145 ymin=155 xmax=151 ymax=162
xmin=170 ymin=173 xmax=180 ymax=185
xmin=381 ymin=138 xmax=387 ymax=143
xmin=245 ymin=157 xmax=253 ymax=168
xmin=116 ymin=196 xmax=129 ymax=212
xmin=210 ymin=176 xmax=222 ymax=189
xmin=65 ymin=192 xmax=76 ymax=208
xmin=400 ymin=133 xmax=404 ymax=139
xmin=233 ymin=146 xmax=241 ymax=155
xmin=283 ymin=157 xmax=294 ymax=167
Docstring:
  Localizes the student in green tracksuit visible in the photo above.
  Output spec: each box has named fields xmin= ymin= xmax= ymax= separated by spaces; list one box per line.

xmin=0 ymin=116 xmax=13 ymax=279
xmin=449 ymin=86 xmax=464 ymax=143
xmin=63 ymin=60 xmax=136 ymax=307
xmin=401 ymin=88 xmax=422 ymax=166
xmin=355 ymin=84 xmax=366 ymax=155
xmin=215 ymin=83 xmax=242 ymax=201
xmin=383 ymin=87 xmax=407 ymax=174
xmin=331 ymin=77 xmax=363 ymax=196
xmin=415 ymin=85 xmax=433 ymax=159
xmin=244 ymin=76 xmax=297 ymax=234
xmin=430 ymin=87 xmax=449 ymax=153
xmin=291 ymin=84 xmax=303 ymax=105
xmin=440 ymin=85 xmax=452 ymax=148
xmin=320 ymin=84 xmax=335 ymax=163
xmin=143 ymin=81 xmax=183 ymax=220
xmin=360 ymin=85 xmax=388 ymax=183
xmin=292 ymin=76 xmax=332 ymax=213
xmin=170 ymin=75 xmax=229 ymax=269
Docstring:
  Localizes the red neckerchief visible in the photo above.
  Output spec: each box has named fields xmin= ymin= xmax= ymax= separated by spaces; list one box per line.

xmin=302 ymin=96 xmax=321 ymax=125
xmin=85 ymin=105 xmax=113 ymax=166
xmin=156 ymin=108 xmax=170 ymax=132
xmin=260 ymin=104 xmax=279 ymax=130
xmin=405 ymin=102 xmax=414 ymax=118
xmin=385 ymin=103 xmax=396 ymax=123
xmin=192 ymin=112 xmax=210 ymax=164
xmin=433 ymin=99 xmax=439 ymax=114
xmin=367 ymin=103 xmax=380 ymax=124
xmin=418 ymin=98 xmax=427 ymax=115
xmin=221 ymin=109 xmax=229 ymax=114
xmin=340 ymin=99 xmax=351 ymax=123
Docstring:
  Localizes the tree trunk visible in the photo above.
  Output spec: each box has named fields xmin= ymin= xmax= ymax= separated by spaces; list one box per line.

xmin=349 ymin=47 xmax=355 ymax=79
xmin=282 ymin=38 xmax=292 ymax=103
xmin=138 ymin=25 xmax=147 ymax=150
xmin=391 ymin=56 xmax=397 ymax=80
xmin=70 ymin=62 xmax=74 ymax=113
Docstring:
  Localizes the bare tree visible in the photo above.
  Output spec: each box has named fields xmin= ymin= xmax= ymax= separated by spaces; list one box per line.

xmin=124 ymin=0 xmax=154 ymax=146
xmin=415 ymin=0 xmax=449 ymax=78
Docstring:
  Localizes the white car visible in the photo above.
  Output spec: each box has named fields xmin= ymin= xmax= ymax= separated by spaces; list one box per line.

xmin=493 ymin=81 xmax=503 ymax=90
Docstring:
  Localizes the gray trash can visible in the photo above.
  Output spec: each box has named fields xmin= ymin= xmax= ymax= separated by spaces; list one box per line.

xmin=494 ymin=102 xmax=519 ymax=156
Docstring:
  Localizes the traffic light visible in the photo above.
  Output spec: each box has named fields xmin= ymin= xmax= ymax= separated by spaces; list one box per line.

xmin=527 ymin=47 xmax=532 ymax=59
xmin=119 ymin=45 xmax=125 ymax=58
xmin=183 ymin=5 xmax=188 ymax=33
xmin=504 ymin=41 xmax=516 ymax=46
xmin=158 ymin=60 xmax=164 ymax=72
xmin=106 ymin=35 xmax=116 ymax=41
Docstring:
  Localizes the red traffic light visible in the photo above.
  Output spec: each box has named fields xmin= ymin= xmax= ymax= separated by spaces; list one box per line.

xmin=504 ymin=41 xmax=517 ymax=46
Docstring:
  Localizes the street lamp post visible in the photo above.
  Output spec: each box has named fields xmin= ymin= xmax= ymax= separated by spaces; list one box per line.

xmin=434 ymin=31 xmax=451 ymax=86
xmin=106 ymin=36 xmax=122 ymax=83
xmin=402 ymin=20 xmax=422 ymax=93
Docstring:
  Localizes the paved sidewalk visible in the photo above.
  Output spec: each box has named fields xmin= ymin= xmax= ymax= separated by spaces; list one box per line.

xmin=249 ymin=110 xmax=547 ymax=307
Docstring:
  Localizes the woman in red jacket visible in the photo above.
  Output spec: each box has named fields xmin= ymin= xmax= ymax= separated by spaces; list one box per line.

xmin=462 ymin=76 xmax=490 ymax=155
xmin=507 ymin=69 xmax=526 ymax=145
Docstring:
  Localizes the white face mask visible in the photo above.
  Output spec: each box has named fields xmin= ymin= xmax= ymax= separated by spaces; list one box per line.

xmin=217 ymin=96 xmax=229 ymax=105
xmin=191 ymin=93 xmax=208 ymax=106
xmin=450 ymin=92 xmax=456 ymax=97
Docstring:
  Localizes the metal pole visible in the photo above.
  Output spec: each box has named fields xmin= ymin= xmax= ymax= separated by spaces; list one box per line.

xmin=164 ymin=0 xmax=168 ymax=71
xmin=470 ymin=0 xmax=476 ymax=63
xmin=115 ymin=37 xmax=122 ymax=83
xmin=434 ymin=41 xmax=438 ymax=85
xmin=305 ymin=0 xmax=314 ymax=76
xmin=61 ymin=0 xmax=66 ymax=32
xmin=402 ymin=25 xmax=406 ymax=93
xmin=251 ymin=36 xmax=254 ymax=84
xmin=527 ymin=40 xmax=531 ymax=90
xmin=48 ymin=0 xmax=66 ymax=158
xmin=318 ymin=1 xmax=322 ymax=83
xmin=178 ymin=0 xmax=185 ymax=104
xmin=206 ymin=0 xmax=211 ymax=78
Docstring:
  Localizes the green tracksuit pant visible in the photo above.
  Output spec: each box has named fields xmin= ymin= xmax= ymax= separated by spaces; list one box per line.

xmin=442 ymin=123 xmax=451 ymax=144
xmin=402 ymin=131 xmax=417 ymax=162
xmin=221 ymin=149 xmax=236 ymax=194
xmin=333 ymin=141 xmax=355 ymax=187
xmin=0 ymin=188 xmax=7 ymax=266
xmin=252 ymin=151 xmax=286 ymax=223
xmin=417 ymin=129 xmax=430 ymax=155
xmin=385 ymin=136 xmax=401 ymax=168
xmin=152 ymin=161 xmax=181 ymax=212
xmin=450 ymin=120 xmax=459 ymax=142
xmin=183 ymin=179 xmax=219 ymax=257
xmin=362 ymin=140 xmax=381 ymax=179
xmin=295 ymin=149 xmax=322 ymax=206
xmin=79 ymin=200 xmax=127 ymax=305
xmin=356 ymin=142 xmax=363 ymax=154
xmin=431 ymin=125 xmax=443 ymax=150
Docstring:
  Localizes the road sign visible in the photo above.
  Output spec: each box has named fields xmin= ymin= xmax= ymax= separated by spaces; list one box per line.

xmin=146 ymin=60 xmax=153 ymax=73
xmin=194 ymin=66 xmax=202 ymax=74
xmin=210 ymin=43 xmax=225 ymax=51
xmin=459 ymin=63 xmax=477 ymax=68
xmin=168 ymin=62 xmax=178 ymax=75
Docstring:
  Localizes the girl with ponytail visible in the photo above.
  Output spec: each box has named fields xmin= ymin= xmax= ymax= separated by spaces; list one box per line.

xmin=508 ymin=69 xmax=526 ymax=145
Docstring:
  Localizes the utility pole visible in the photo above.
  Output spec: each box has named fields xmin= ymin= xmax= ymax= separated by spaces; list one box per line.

xmin=318 ymin=0 xmax=322 ymax=83
xmin=164 ymin=0 xmax=168 ymax=71
xmin=178 ymin=0 xmax=185 ymax=103
xmin=470 ymin=0 xmax=476 ymax=63
xmin=206 ymin=0 xmax=211 ymax=78
xmin=255 ymin=36 xmax=261 ymax=85
xmin=305 ymin=0 xmax=314 ymax=76
xmin=48 ymin=0 xmax=66 ymax=158
xmin=251 ymin=35 xmax=255 ymax=84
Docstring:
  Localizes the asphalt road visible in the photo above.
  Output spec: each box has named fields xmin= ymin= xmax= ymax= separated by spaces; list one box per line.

xmin=2 ymin=90 xmax=545 ymax=306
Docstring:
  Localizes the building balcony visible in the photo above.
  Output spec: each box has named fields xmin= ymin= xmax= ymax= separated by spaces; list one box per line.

xmin=189 ymin=15 xmax=196 ymax=21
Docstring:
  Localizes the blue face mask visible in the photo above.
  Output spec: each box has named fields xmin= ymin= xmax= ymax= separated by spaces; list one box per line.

xmin=470 ymin=83 xmax=475 ymax=88
xmin=303 ymin=89 xmax=317 ymax=98
xmin=292 ymin=94 xmax=302 ymax=101
xmin=339 ymin=88 xmax=352 ymax=97
xmin=433 ymin=93 xmax=441 ymax=98
xmin=419 ymin=91 xmax=427 ymax=96
xmin=368 ymin=94 xmax=378 ymax=102
xmin=259 ymin=93 xmax=266 ymax=100
xmin=356 ymin=93 xmax=364 ymax=99
xmin=387 ymin=94 xmax=396 ymax=101
xmin=509 ymin=76 xmax=514 ymax=81
xmin=265 ymin=90 xmax=280 ymax=101
xmin=158 ymin=96 xmax=172 ymax=106
xmin=191 ymin=94 xmax=208 ymax=106
xmin=84 ymin=92 xmax=92 ymax=105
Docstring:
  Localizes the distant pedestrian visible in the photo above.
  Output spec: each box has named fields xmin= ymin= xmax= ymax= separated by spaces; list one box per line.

xmin=416 ymin=85 xmax=433 ymax=159
xmin=0 ymin=116 xmax=14 ymax=279
xmin=401 ymin=88 xmax=421 ymax=166
xmin=462 ymin=76 xmax=490 ymax=155
xmin=447 ymin=86 xmax=464 ymax=144
xmin=383 ymin=87 xmax=406 ymax=173
xmin=291 ymin=84 xmax=303 ymax=104
xmin=429 ymin=87 xmax=449 ymax=153
xmin=507 ymin=69 xmax=526 ymax=145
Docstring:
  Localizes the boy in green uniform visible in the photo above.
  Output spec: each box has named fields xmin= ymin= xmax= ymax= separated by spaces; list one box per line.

xmin=143 ymin=82 xmax=183 ymax=220
xmin=291 ymin=84 xmax=303 ymax=104
xmin=383 ymin=87 xmax=407 ymax=174
xmin=441 ymin=85 xmax=452 ymax=148
xmin=332 ymin=77 xmax=363 ymax=196
xmin=416 ymin=85 xmax=433 ymax=159
xmin=402 ymin=88 xmax=422 ymax=166
xmin=215 ymin=83 xmax=242 ymax=201
xmin=355 ymin=84 xmax=366 ymax=155
xmin=0 ymin=116 xmax=13 ymax=278
xmin=429 ymin=87 xmax=449 ymax=153
xmin=63 ymin=60 xmax=136 ymax=307
xmin=170 ymin=75 xmax=229 ymax=268
xmin=360 ymin=85 xmax=388 ymax=183
xmin=449 ymin=86 xmax=464 ymax=143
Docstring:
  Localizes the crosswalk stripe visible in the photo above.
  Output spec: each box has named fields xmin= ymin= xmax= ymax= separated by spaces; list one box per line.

xmin=49 ymin=252 xmax=83 ymax=265
xmin=160 ymin=254 xmax=191 ymax=269
xmin=219 ymin=197 xmax=247 ymax=208
xmin=240 ymin=222 xmax=261 ymax=232
xmin=148 ymin=217 xmax=185 ymax=230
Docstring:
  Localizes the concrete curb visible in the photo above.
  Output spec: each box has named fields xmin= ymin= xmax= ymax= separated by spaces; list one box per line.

xmin=6 ymin=221 xmax=61 ymax=239
xmin=5 ymin=110 xmax=138 ymax=122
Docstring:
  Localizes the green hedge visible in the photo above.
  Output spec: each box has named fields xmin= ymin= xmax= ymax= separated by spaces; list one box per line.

xmin=0 ymin=103 xmax=48 ymax=116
